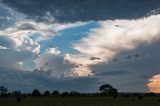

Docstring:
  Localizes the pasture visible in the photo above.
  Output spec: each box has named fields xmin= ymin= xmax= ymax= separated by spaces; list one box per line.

xmin=0 ymin=96 xmax=160 ymax=106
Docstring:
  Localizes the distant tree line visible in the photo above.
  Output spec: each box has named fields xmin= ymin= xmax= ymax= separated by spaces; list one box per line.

xmin=0 ymin=85 xmax=159 ymax=98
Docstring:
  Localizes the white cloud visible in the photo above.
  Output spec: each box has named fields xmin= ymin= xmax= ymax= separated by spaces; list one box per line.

xmin=147 ymin=74 xmax=160 ymax=93
xmin=64 ymin=67 xmax=93 ymax=77
xmin=34 ymin=48 xmax=93 ymax=78
xmin=35 ymin=48 xmax=75 ymax=78
xmin=0 ymin=2 xmax=89 ymax=73
xmin=63 ymin=14 xmax=160 ymax=79
xmin=0 ymin=19 xmax=88 ymax=42
xmin=44 ymin=48 xmax=60 ymax=55
xmin=0 ymin=45 xmax=9 ymax=49
xmin=0 ymin=34 xmax=40 ymax=70
xmin=73 ymin=15 xmax=160 ymax=63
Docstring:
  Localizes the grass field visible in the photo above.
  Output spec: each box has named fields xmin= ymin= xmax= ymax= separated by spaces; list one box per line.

xmin=0 ymin=96 xmax=160 ymax=106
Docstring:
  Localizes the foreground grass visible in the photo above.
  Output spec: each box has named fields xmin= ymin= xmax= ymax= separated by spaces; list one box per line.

xmin=0 ymin=96 xmax=160 ymax=106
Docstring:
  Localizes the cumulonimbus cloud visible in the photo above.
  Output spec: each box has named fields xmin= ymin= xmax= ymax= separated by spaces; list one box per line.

xmin=147 ymin=74 xmax=160 ymax=93
xmin=0 ymin=2 xmax=88 ymax=72
xmin=74 ymin=15 xmax=160 ymax=63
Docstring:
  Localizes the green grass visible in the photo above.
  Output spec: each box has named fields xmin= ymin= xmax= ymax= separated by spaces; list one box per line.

xmin=0 ymin=96 xmax=160 ymax=106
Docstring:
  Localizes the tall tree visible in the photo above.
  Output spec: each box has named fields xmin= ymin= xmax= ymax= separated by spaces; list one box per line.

xmin=52 ymin=90 xmax=59 ymax=95
xmin=99 ymin=84 xmax=118 ymax=96
xmin=44 ymin=91 xmax=50 ymax=96
xmin=32 ymin=89 xmax=40 ymax=97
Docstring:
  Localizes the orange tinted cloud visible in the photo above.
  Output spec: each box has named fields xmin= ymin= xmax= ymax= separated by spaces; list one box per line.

xmin=147 ymin=75 xmax=160 ymax=93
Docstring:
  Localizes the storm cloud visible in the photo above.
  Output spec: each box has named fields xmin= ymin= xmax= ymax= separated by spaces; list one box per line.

xmin=2 ymin=0 xmax=160 ymax=22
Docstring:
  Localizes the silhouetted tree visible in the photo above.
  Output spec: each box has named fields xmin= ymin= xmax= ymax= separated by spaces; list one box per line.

xmin=12 ymin=91 xmax=21 ymax=96
xmin=144 ymin=92 xmax=157 ymax=97
xmin=32 ymin=89 xmax=40 ymax=97
xmin=0 ymin=86 xmax=8 ymax=96
xmin=99 ymin=84 xmax=118 ymax=96
xmin=62 ymin=92 xmax=69 ymax=97
xmin=44 ymin=91 xmax=50 ymax=96
xmin=7 ymin=93 xmax=11 ymax=97
xmin=52 ymin=90 xmax=59 ymax=95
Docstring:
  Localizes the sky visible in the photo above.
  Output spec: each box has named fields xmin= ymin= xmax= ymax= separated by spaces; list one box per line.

xmin=0 ymin=0 xmax=160 ymax=93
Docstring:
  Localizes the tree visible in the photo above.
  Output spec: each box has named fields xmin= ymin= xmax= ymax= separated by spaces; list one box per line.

xmin=44 ymin=91 xmax=50 ymax=96
xmin=32 ymin=89 xmax=40 ymax=97
xmin=99 ymin=84 xmax=118 ymax=96
xmin=0 ymin=86 xmax=8 ymax=95
xmin=52 ymin=90 xmax=59 ymax=95
xmin=62 ymin=92 xmax=69 ymax=97
xmin=12 ymin=91 xmax=21 ymax=96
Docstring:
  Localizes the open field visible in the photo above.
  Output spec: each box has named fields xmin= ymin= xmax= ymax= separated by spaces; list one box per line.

xmin=0 ymin=96 xmax=160 ymax=106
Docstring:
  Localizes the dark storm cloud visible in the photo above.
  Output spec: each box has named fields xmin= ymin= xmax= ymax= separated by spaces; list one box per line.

xmin=2 ymin=0 xmax=160 ymax=22
xmin=54 ymin=77 xmax=100 ymax=92
xmin=140 ymin=75 xmax=151 ymax=79
xmin=97 ymin=69 xmax=131 ymax=76
xmin=0 ymin=66 xmax=100 ymax=92
xmin=120 ymin=80 xmax=149 ymax=92
xmin=125 ymin=52 xmax=144 ymax=60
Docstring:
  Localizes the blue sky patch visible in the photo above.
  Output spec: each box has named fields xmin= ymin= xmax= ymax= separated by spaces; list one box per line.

xmin=50 ymin=21 xmax=100 ymax=54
